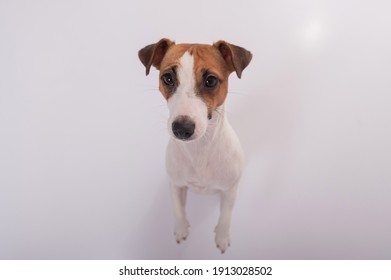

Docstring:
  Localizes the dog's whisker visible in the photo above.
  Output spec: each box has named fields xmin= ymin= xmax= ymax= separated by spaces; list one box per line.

xmin=140 ymin=88 xmax=160 ymax=94
xmin=228 ymin=92 xmax=250 ymax=98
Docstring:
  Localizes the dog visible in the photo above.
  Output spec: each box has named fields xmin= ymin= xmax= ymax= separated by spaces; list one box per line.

xmin=138 ymin=38 xmax=252 ymax=253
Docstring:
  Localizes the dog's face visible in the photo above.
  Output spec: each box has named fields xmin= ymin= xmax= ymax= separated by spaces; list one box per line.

xmin=139 ymin=39 xmax=252 ymax=141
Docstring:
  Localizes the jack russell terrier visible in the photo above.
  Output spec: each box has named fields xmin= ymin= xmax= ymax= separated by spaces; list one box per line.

xmin=138 ymin=38 xmax=252 ymax=253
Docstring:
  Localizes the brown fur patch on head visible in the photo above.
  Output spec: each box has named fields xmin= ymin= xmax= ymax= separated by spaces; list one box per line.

xmin=143 ymin=40 xmax=252 ymax=116
xmin=159 ymin=44 xmax=231 ymax=114
xmin=158 ymin=44 xmax=190 ymax=99
xmin=191 ymin=45 xmax=231 ymax=115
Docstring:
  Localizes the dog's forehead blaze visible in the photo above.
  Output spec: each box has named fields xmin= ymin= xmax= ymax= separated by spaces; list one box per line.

xmin=159 ymin=44 xmax=230 ymax=111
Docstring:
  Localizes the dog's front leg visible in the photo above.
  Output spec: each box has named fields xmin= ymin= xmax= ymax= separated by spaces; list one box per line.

xmin=171 ymin=184 xmax=190 ymax=243
xmin=215 ymin=186 xmax=238 ymax=253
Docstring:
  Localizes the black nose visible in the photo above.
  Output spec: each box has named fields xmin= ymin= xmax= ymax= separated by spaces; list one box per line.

xmin=172 ymin=117 xmax=195 ymax=140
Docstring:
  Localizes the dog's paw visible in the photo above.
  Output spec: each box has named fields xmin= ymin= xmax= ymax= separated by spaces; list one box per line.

xmin=174 ymin=220 xmax=190 ymax=244
xmin=214 ymin=224 xmax=231 ymax=254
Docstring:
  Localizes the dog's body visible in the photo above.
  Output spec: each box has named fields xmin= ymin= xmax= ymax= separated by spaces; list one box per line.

xmin=138 ymin=39 xmax=252 ymax=253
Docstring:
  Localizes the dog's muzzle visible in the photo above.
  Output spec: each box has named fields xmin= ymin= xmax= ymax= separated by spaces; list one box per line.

xmin=172 ymin=116 xmax=195 ymax=140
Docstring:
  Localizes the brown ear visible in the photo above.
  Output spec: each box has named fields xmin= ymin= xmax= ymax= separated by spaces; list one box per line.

xmin=213 ymin=41 xmax=252 ymax=78
xmin=138 ymin=38 xmax=174 ymax=75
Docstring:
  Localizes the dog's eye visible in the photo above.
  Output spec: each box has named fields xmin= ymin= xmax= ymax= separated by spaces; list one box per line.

xmin=162 ymin=73 xmax=175 ymax=87
xmin=204 ymin=75 xmax=218 ymax=88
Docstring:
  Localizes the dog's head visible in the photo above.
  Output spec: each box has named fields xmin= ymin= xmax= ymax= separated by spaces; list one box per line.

xmin=138 ymin=38 xmax=252 ymax=141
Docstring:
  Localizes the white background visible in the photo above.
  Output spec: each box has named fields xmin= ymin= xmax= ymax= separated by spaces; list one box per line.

xmin=1 ymin=0 xmax=390 ymax=259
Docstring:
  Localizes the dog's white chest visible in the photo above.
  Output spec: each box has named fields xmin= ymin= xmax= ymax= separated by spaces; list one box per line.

xmin=166 ymin=118 xmax=244 ymax=194
xmin=184 ymin=163 xmax=220 ymax=194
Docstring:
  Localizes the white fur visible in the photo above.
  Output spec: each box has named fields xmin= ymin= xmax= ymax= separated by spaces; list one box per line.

xmin=166 ymin=52 xmax=244 ymax=253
